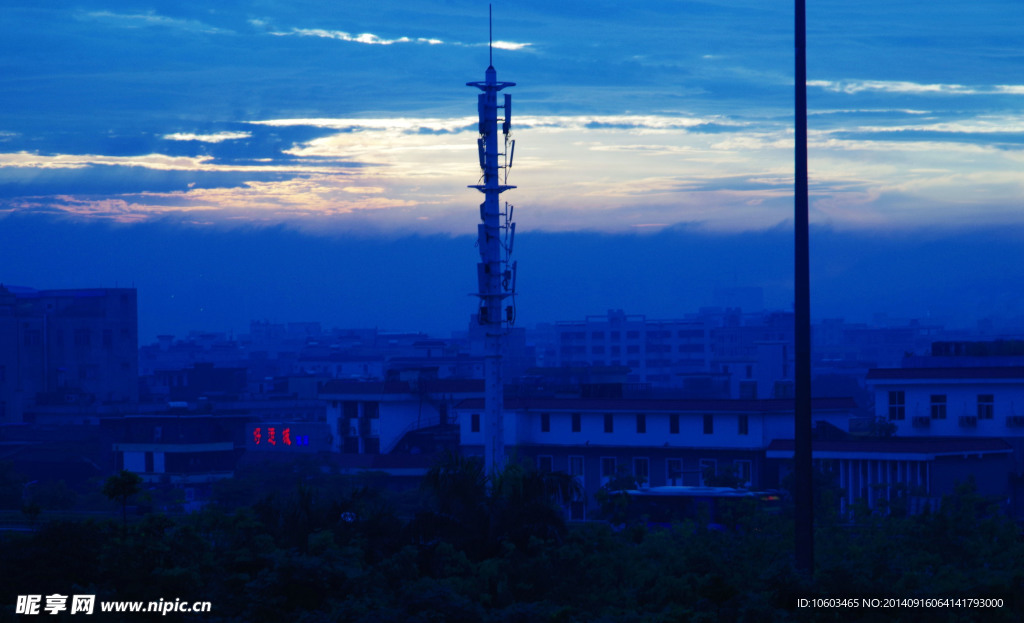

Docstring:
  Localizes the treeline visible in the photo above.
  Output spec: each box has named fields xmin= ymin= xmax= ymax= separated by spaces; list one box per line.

xmin=1 ymin=454 xmax=1022 ymax=622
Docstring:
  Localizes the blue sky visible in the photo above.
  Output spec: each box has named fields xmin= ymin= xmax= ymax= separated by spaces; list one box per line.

xmin=2 ymin=1 xmax=1024 ymax=338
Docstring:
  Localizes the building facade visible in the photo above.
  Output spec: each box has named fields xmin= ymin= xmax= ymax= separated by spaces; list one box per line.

xmin=0 ymin=286 xmax=138 ymax=423
xmin=455 ymin=396 xmax=857 ymax=518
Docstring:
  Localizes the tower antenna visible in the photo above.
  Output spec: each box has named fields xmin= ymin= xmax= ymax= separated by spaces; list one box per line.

xmin=489 ymin=4 xmax=493 ymax=66
xmin=467 ymin=10 xmax=517 ymax=479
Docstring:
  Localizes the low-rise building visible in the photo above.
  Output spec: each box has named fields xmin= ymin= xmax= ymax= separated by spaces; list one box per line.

xmin=455 ymin=396 xmax=857 ymax=518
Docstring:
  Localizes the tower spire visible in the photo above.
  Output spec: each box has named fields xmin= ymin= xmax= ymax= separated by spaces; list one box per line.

xmin=489 ymin=4 xmax=493 ymax=67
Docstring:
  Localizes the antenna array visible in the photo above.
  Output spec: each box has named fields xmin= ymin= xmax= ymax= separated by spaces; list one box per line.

xmin=466 ymin=6 xmax=517 ymax=476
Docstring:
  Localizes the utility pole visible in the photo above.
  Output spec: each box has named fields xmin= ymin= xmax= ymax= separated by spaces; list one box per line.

xmin=794 ymin=0 xmax=815 ymax=575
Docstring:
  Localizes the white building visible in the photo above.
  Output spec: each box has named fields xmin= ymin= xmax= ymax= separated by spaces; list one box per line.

xmin=864 ymin=365 xmax=1024 ymax=518
xmin=866 ymin=367 xmax=1024 ymax=437
xmin=455 ymin=396 xmax=857 ymax=518
xmin=320 ymin=378 xmax=484 ymax=456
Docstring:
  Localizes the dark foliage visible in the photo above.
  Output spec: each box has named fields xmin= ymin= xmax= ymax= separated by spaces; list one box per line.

xmin=2 ymin=463 xmax=1022 ymax=622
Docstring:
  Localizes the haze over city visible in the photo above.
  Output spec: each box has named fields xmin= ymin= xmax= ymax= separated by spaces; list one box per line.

xmin=3 ymin=1 xmax=1024 ymax=340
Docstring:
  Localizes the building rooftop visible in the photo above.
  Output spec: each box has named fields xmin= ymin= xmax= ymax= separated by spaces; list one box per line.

xmin=456 ymin=396 xmax=858 ymax=412
xmin=767 ymin=436 xmax=1013 ymax=458
xmin=320 ymin=379 xmax=485 ymax=395
xmin=866 ymin=367 xmax=1024 ymax=380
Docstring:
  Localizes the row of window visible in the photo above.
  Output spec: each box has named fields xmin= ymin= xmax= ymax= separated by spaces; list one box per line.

xmin=535 ymin=455 xmax=752 ymax=488
xmin=528 ymin=412 xmax=750 ymax=436
xmin=560 ymin=329 xmax=706 ymax=342
xmin=888 ymin=391 xmax=996 ymax=421
xmin=22 ymin=328 xmax=128 ymax=348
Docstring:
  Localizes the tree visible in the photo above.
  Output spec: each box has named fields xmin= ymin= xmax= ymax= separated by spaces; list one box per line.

xmin=102 ymin=470 xmax=143 ymax=526
xmin=594 ymin=465 xmax=640 ymax=525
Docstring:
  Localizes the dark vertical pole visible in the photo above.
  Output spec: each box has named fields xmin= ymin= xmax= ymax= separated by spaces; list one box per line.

xmin=794 ymin=0 xmax=814 ymax=575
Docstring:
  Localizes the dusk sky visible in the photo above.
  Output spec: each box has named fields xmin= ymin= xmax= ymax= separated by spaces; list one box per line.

xmin=3 ymin=1 xmax=1024 ymax=340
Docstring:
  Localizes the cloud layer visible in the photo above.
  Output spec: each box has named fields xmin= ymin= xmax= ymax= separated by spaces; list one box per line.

xmin=3 ymin=4 xmax=1024 ymax=234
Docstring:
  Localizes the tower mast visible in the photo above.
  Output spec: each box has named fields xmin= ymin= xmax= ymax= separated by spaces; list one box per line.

xmin=467 ymin=6 xmax=517 ymax=478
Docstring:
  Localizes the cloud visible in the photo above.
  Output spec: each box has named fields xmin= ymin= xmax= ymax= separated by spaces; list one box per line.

xmin=4 ymin=105 xmax=1024 ymax=236
xmin=270 ymin=27 xmax=443 ymax=46
xmin=263 ymin=24 xmax=530 ymax=50
xmin=810 ymin=80 xmax=1024 ymax=96
xmin=163 ymin=132 xmax=253 ymax=143
xmin=82 ymin=10 xmax=229 ymax=35
xmin=491 ymin=41 xmax=531 ymax=51
xmin=0 ymin=151 xmax=332 ymax=174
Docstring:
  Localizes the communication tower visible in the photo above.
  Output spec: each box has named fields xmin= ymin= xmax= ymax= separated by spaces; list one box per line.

xmin=467 ymin=6 xmax=517 ymax=477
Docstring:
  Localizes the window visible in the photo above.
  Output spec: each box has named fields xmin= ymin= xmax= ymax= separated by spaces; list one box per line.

xmin=600 ymin=457 xmax=617 ymax=486
xmin=569 ymin=455 xmax=584 ymax=481
xmin=604 ymin=413 xmax=614 ymax=433
xmin=633 ymin=457 xmax=650 ymax=487
xmin=977 ymin=394 xmax=994 ymax=419
xmin=569 ymin=456 xmax=585 ymax=517
xmin=703 ymin=413 xmax=714 ymax=435
xmin=669 ymin=413 xmax=679 ymax=434
xmin=572 ymin=412 xmax=581 ymax=433
xmin=699 ymin=459 xmax=717 ymax=486
xmin=103 ymin=329 xmax=113 ymax=348
xmin=636 ymin=413 xmax=646 ymax=433
xmin=738 ymin=414 xmax=749 ymax=435
xmin=888 ymin=391 xmax=906 ymax=421
xmin=537 ymin=455 xmax=553 ymax=473
xmin=471 ymin=413 xmax=480 ymax=433
xmin=591 ymin=331 xmax=604 ymax=340
xmin=734 ymin=460 xmax=752 ymax=486
xmin=930 ymin=394 xmax=947 ymax=420
xmin=745 ymin=365 xmax=753 ymax=379
xmin=541 ymin=412 xmax=551 ymax=433
xmin=627 ymin=330 xmax=640 ymax=339
xmin=592 ymin=345 xmax=605 ymax=354
xmin=666 ymin=458 xmax=683 ymax=485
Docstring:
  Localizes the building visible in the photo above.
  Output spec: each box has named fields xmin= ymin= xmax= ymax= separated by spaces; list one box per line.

xmin=866 ymin=367 xmax=1024 ymax=442
xmin=552 ymin=310 xmax=710 ymax=385
xmin=320 ymin=378 xmax=484 ymax=457
xmin=0 ymin=286 xmax=138 ymax=423
xmin=106 ymin=413 xmax=249 ymax=510
xmin=864 ymin=358 xmax=1024 ymax=518
xmin=455 ymin=396 xmax=857 ymax=518
xmin=767 ymin=437 xmax=1014 ymax=517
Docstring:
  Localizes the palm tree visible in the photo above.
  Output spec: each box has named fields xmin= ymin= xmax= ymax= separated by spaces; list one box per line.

xmin=102 ymin=470 xmax=143 ymax=527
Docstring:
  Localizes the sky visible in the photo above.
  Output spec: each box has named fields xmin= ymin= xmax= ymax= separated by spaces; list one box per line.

xmin=2 ymin=1 xmax=1024 ymax=340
